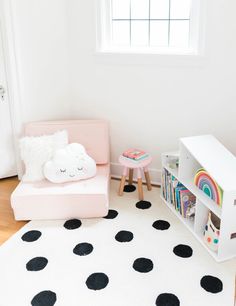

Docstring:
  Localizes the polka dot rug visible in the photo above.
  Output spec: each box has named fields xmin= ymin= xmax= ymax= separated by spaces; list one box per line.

xmin=0 ymin=180 xmax=235 ymax=306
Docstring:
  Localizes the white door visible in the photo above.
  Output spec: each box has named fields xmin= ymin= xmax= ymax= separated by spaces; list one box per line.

xmin=0 ymin=24 xmax=17 ymax=179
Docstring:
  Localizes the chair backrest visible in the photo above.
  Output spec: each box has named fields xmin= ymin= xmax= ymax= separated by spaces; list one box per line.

xmin=24 ymin=120 xmax=110 ymax=164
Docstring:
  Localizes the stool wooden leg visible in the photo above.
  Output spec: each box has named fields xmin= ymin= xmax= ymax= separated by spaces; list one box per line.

xmin=144 ymin=167 xmax=152 ymax=191
xmin=119 ymin=176 xmax=126 ymax=196
xmin=118 ymin=167 xmax=127 ymax=196
xmin=137 ymin=168 xmax=144 ymax=200
xmin=128 ymin=168 xmax=134 ymax=185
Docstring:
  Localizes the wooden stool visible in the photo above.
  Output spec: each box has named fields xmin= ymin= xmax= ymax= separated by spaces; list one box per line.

xmin=118 ymin=155 xmax=152 ymax=200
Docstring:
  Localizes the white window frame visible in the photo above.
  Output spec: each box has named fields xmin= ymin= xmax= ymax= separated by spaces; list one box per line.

xmin=96 ymin=0 xmax=204 ymax=56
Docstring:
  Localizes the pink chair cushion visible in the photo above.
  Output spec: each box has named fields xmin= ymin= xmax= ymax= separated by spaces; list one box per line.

xmin=11 ymin=165 xmax=110 ymax=220
xmin=24 ymin=120 xmax=110 ymax=164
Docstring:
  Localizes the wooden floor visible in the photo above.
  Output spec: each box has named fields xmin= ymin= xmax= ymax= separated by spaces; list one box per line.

xmin=0 ymin=176 xmax=27 ymax=245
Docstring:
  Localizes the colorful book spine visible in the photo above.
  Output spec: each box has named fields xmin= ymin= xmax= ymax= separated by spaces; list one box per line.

xmin=122 ymin=155 xmax=149 ymax=163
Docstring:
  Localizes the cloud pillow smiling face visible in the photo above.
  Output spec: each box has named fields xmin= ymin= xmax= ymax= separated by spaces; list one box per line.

xmin=43 ymin=143 xmax=96 ymax=183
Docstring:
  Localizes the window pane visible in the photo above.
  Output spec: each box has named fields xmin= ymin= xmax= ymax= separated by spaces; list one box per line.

xmin=131 ymin=0 xmax=149 ymax=19
xmin=131 ymin=21 xmax=149 ymax=46
xmin=112 ymin=0 xmax=130 ymax=19
xmin=170 ymin=0 xmax=191 ymax=19
xmin=169 ymin=20 xmax=189 ymax=47
xmin=150 ymin=0 xmax=169 ymax=19
xmin=112 ymin=21 xmax=130 ymax=46
xmin=150 ymin=21 xmax=168 ymax=46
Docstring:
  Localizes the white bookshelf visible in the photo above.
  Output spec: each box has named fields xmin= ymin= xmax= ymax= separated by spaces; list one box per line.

xmin=161 ymin=135 xmax=236 ymax=262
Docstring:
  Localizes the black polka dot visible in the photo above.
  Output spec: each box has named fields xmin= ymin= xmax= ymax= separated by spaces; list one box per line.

xmin=133 ymin=257 xmax=153 ymax=273
xmin=64 ymin=219 xmax=81 ymax=230
xmin=173 ymin=244 xmax=193 ymax=258
xmin=86 ymin=273 xmax=109 ymax=290
xmin=21 ymin=230 xmax=42 ymax=242
xmin=156 ymin=293 xmax=180 ymax=306
xmin=200 ymin=275 xmax=223 ymax=293
xmin=73 ymin=243 xmax=93 ymax=256
xmin=103 ymin=209 xmax=118 ymax=219
xmin=26 ymin=257 xmax=48 ymax=271
xmin=124 ymin=184 xmax=136 ymax=192
xmin=136 ymin=200 xmax=151 ymax=209
xmin=115 ymin=230 xmax=133 ymax=242
xmin=31 ymin=290 xmax=56 ymax=306
xmin=152 ymin=220 xmax=170 ymax=230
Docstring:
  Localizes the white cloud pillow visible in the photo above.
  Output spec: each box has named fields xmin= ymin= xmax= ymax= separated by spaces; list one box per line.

xmin=19 ymin=130 xmax=68 ymax=182
xmin=43 ymin=143 xmax=96 ymax=183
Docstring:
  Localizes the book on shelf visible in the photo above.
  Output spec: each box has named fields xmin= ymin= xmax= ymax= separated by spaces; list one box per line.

xmin=175 ymin=186 xmax=186 ymax=213
xmin=122 ymin=148 xmax=149 ymax=161
xmin=179 ymin=189 xmax=196 ymax=218
xmin=162 ymin=168 xmax=196 ymax=219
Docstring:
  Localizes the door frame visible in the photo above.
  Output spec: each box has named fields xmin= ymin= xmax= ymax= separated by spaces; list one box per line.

xmin=0 ymin=0 xmax=23 ymax=178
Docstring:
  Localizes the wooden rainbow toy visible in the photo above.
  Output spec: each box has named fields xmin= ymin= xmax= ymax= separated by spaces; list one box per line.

xmin=194 ymin=168 xmax=223 ymax=206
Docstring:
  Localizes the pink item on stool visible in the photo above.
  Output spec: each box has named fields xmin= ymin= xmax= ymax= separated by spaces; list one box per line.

xmin=11 ymin=120 xmax=110 ymax=220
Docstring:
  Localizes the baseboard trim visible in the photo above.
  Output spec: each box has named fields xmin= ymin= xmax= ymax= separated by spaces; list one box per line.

xmin=110 ymin=162 xmax=161 ymax=186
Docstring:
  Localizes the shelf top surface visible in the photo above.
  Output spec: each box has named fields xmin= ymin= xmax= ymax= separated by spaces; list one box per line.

xmin=180 ymin=135 xmax=236 ymax=191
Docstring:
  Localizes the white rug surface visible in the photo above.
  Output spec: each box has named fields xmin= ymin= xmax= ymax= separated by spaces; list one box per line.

xmin=0 ymin=180 xmax=235 ymax=306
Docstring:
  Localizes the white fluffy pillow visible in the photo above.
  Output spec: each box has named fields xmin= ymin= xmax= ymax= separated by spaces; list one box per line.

xmin=19 ymin=130 xmax=68 ymax=182
xmin=43 ymin=143 xmax=96 ymax=183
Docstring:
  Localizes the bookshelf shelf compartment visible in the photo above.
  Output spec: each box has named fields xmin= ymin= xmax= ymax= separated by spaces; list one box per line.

xmin=161 ymin=135 xmax=236 ymax=262
xmin=180 ymin=179 xmax=222 ymax=218
xmin=161 ymin=196 xmax=194 ymax=231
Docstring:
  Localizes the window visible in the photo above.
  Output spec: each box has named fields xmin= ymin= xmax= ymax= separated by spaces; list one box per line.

xmin=97 ymin=0 xmax=201 ymax=54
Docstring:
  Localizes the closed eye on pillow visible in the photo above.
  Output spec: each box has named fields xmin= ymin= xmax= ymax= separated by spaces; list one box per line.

xmin=44 ymin=143 xmax=96 ymax=183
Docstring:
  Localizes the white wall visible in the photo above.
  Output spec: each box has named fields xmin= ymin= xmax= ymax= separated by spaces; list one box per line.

xmin=67 ymin=0 xmax=236 ymax=182
xmin=10 ymin=0 xmax=70 ymax=124
xmin=8 ymin=0 xmax=236 ymax=182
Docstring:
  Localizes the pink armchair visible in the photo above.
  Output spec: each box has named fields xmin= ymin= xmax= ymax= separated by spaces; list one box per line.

xmin=11 ymin=120 xmax=110 ymax=220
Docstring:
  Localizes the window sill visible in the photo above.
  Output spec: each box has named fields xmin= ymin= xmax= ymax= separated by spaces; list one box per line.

xmin=93 ymin=47 xmax=206 ymax=67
